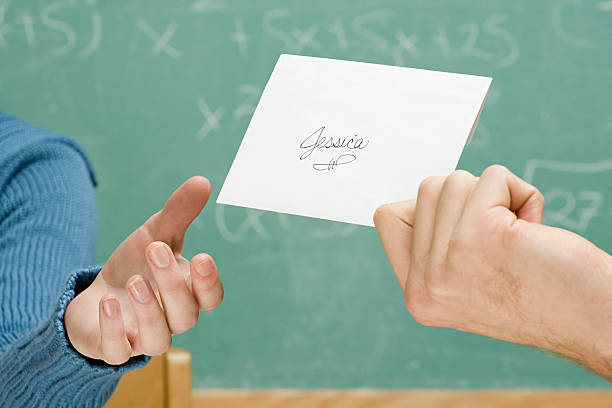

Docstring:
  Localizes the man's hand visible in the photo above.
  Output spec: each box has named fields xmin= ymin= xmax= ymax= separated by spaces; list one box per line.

xmin=65 ymin=176 xmax=223 ymax=365
xmin=374 ymin=165 xmax=612 ymax=379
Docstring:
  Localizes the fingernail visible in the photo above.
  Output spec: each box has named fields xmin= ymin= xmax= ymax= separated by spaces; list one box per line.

xmin=128 ymin=276 xmax=152 ymax=304
xmin=149 ymin=243 xmax=170 ymax=268
xmin=102 ymin=297 xmax=117 ymax=318
xmin=196 ymin=257 xmax=213 ymax=277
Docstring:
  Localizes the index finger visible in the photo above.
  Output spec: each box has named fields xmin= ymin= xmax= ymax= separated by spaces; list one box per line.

xmin=373 ymin=199 xmax=416 ymax=289
xmin=464 ymin=165 xmax=545 ymax=224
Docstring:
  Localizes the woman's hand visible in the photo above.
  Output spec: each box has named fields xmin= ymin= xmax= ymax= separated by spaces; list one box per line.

xmin=65 ymin=176 xmax=223 ymax=365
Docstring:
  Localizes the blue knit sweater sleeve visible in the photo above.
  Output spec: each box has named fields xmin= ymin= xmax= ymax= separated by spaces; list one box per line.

xmin=0 ymin=112 xmax=149 ymax=407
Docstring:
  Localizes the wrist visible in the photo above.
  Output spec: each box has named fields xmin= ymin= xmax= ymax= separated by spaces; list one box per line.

xmin=63 ymin=267 xmax=104 ymax=351
xmin=536 ymin=246 xmax=612 ymax=375
xmin=589 ymin=251 xmax=612 ymax=361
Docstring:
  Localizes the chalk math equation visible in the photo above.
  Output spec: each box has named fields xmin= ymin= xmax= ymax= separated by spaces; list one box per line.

xmin=1 ymin=1 xmax=609 ymax=244
xmin=1 ymin=1 xmax=607 ymax=63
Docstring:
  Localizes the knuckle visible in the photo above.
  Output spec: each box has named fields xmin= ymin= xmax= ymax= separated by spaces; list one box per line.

xmin=216 ymin=287 xmax=226 ymax=307
xmin=201 ymin=303 xmax=220 ymax=312
xmin=373 ymin=204 xmax=394 ymax=226
xmin=453 ymin=169 xmax=473 ymax=178
xmin=103 ymin=358 xmax=120 ymax=366
xmin=170 ymin=314 xmax=199 ymax=334
xmin=444 ymin=170 xmax=474 ymax=188
xmin=418 ymin=176 xmax=439 ymax=195
xmin=422 ymin=260 xmax=451 ymax=301
xmin=145 ymin=211 xmax=162 ymax=227
xmin=423 ymin=269 xmax=443 ymax=295
xmin=138 ymin=307 xmax=162 ymax=327
xmin=409 ymin=256 xmax=425 ymax=280
xmin=144 ymin=337 xmax=172 ymax=356
xmin=534 ymin=188 xmax=545 ymax=205
xmin=404 ymin=262 xmax=437 ymax=326
xmin=446 ymin=229 xmax=467 ymax=256
xmin=444 ymin=228 xmax=477 ymax=275
xmin=201 ymin=287 xmax=224 ymax=311
xmin=501 ymin=216 xmax=523 ymax=246
xmin=103 ymin=353 xmax=130 ymax=366
xmin=202 ymin=299 xmax=222 ymax=312
xmin=483 ymin=164 xmax=509 ymax=179
xmin=404 ymin=292 xmax=434 ymax=326
xmin=161 ymin=276 xmax=187 ymax=293
xmin=418 ymin=176 xmax=446 ymax=201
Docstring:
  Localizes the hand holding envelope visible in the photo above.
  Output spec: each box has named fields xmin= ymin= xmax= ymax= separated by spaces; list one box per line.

xmin=215 ymin=55 xmax=612 ymax=381
xmin=217 ymin=54 xmax=492 ymax=226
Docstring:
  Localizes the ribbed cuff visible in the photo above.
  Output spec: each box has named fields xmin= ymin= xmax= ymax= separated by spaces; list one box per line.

xmin=0 ymin=266 xmax=150 ymax=408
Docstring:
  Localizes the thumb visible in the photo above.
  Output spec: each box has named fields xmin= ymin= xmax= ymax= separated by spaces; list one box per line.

xmin=149 ymin=176 xmax=211 ymax=249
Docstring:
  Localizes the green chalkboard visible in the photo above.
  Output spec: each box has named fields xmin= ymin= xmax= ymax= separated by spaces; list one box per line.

xmin=1 ymin=0 xmax=611 ymax=389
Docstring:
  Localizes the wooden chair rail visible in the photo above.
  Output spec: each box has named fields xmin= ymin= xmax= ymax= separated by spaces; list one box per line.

xmin=192 ymin=390 xmax=612 ymax=408
xmin=105 ymin=349 xmax=612 ymax=407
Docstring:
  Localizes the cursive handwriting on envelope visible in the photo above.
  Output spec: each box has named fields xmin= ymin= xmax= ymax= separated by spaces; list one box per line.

xmin=298 ymin=126 xmax=370 ymax=171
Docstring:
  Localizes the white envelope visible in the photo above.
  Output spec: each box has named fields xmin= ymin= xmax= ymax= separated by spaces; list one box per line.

xmin=217 ymin=54 xmax=492 ymax=227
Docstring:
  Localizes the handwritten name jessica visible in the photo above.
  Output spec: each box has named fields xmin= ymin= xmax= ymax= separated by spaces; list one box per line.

xmin=298 ymin=126 xmax=369 ymax=171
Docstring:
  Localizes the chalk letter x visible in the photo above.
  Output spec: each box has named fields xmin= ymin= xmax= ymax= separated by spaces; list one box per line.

xmin=196 ymin=98 xmax=224 ymax=141
xmin=137 ymin=19 xmax=182 ymax=59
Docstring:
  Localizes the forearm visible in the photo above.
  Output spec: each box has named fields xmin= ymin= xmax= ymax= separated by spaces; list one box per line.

xmin=0 ymin=267 xmax=149 ymax=408
xmin=0 ymin=112 xmax=149 ymax=406
xmin=375 ymin=166 xmax=612 ymax=382
xmin=0 ymin=112 xmax=99 ymax=337
xmin=563 ymin=249 xmax=612 ymax=380
xmin=519 ymin=226 xmax=612 ymax=379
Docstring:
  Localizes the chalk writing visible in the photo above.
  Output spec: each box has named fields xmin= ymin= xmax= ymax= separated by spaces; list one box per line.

xmin=327 ymin=19 xmax=347 ymax=50
xmin=552 ymin=0 xmax=593 ymax=48
xmin=352 ymin=10 xmax=394 ymax=50
xmin=137 ymin=19 xmax=182 ymax=59
xmin=196 ymin=97 xmax=224 ymax=141
xmin=257 ymin=10 xmax=519 ymax=68
xmin=483 ymin=14 xmax=519 ymax=67
xmin=234 ymin=85 xmax=260 ymax=119
xmin=524 ymin=160 xmax=612 ymax=233
xmin=458 ymin=21 xmax=492 ymax=61
xmin=0 ymin=2 xmax=10 ymax=48
xmin=391 ymin=31 xmax=421 ymax=66
xmin=215 ymin=205 xmax=358 ymax=242
xmin=191 ymin=0 xmax=226 ymax=12
xmin=79 ymin=0 xmax=100 ymax=59
xmin=230 ymin=16 xmax=247 ymax=56
xmin=598 ymin=1 xmax=612 ymax=10
xmin=0 ymin=5 xmax=522 ymax=71
xmin=291 ymin=25 xmax=321 ymax=52
xmin=216 ymin=205 xmax=269 ymax=243
xmin=543 ymin=188 xmax=603 ymax=233
xmin=42 ymin=1 xmax=77 ymax=55
xmin=433 ymin=24 xmax=450 ymax=59
xmin=262 ymin=9 xmax=293 ymax=49
xmin=18 ymin=11 xmax=34 ymax=46
xmin=310 ymin=221 xmax=357 ymax=239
